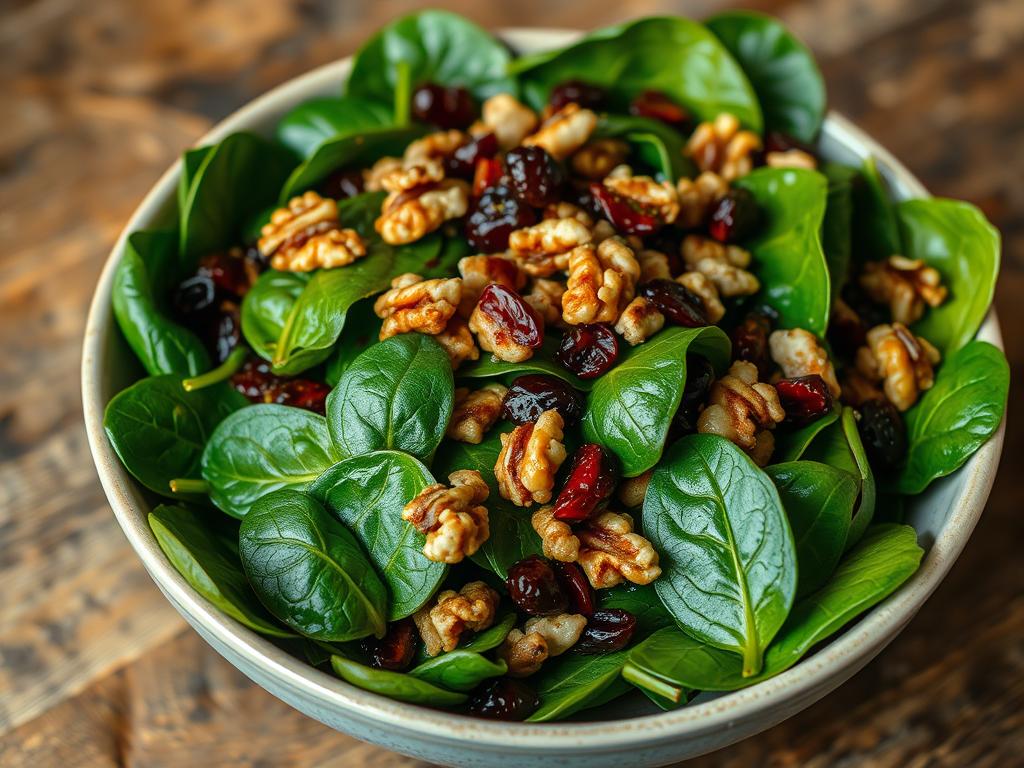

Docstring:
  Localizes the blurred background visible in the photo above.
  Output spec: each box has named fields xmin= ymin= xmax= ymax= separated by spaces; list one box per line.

xmin=1 ymin=0 xmax=1022 ymax=765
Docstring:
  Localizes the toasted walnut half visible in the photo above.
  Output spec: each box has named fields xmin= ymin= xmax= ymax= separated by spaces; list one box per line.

xmin=614 ymin=297 xmax=665 ymax=346
xmin=412 ymin=581 xmax=500 ymax=657
xmin=544 ymin=201 xmax=595 ymax=228
xmin=859 ymin=255 xmax=948 ymax=325
xmin=577 ymin=511 xmax=662 ymax=589
xmin=364 ymin=157 xmax=403 ymax=192
xmin=531 ymin=506 xmax=580 ymax=562
xmin=686 ymin=113 xmax=762 ymax=181
xmin=681 ymin=235 xmax=759 ymax=298
xmin=509 ymin=217 xmax=593 ymax=277
xmin=769 ymin=329 xmax=842 ymax=398
xmin=403 ymin=129 xmax=468 ymax=166
xmin=697 ymin=360 xmax=785 ymax=463
xmin=482 ymin=94 xmax=538 ymax=150
xmin=855 ymin=322 xmax=941 ymax=411
xmin=571 ymin=138 xmax=631 ymax=180
xmin=766 ymin=149 xmax=817 ymax=170
xmin=498 ymin=614 xmax=588 ymax=677
xmin=676 ymin=271 xmax=725 ymax=323
xmin=603 ymin=165 xmax=680 ymax=224
xmin=522 ymin=103 xmax=598 ymax=160
xmin=562 ymin=237 xmax=641 ymax=325
xmin=447 ymin=384 xmax=507 ymax=444
xmin=637 ymin=249 xmax=672 ymax=282
xmin=258 ymin=191 xmax=367 ymax=272
xmin=373 ymin=273 xmax=461 ymax=340
xmin=524 ymin=278 xmax=566 ymax=326
xmin=458 ymin=254 xmax=526 ymax=317
xmin=495 ymin=410 xmax=567 ymax=507
xmin=403 ymin=470 xmax=490 ymax=565
xmin=376 ymin=179 xmax=470 ymax=245
xmin=676 ymin=171 xmax=729 ymax=229
xmin=617 ymin=470 xmax=652 ymax=508
xmin=435 ymin=315 xmax=480 ymax=369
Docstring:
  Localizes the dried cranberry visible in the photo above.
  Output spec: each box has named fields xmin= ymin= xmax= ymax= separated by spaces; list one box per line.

xmin=198 ymin=250 xmax=257 ymax=299
xmin=465 ymin=185 xmax=536 ymax=251
xmin=411 ymin=83 xmax=477 ymax=129
xmin=731 ymin=311 xmax=774 ymax=378
xmin=552 ymin=561 xmax=595 ymax=616
xmin=501 ymin=374 xmax=584 ymax=427
xmin=445 ymin=132 xmax=499 ymax=179
xmin=467 ymin=678 xmax=540 ymax=721
xmin=708 ymin=189 xmax=760 ymax=244
xmin=858 ymin=399 xmax=907 ymax=467
xmin=361 ymin=620 xmax=418 ymax=671
xmin=472 ymin=157 xmax=505 ymax=197
xmin=212 ymin=301 xmax=241 ymax=363
xmin=764 ymin=131 xmax=819 ymax=160
xmin=506 ymin=555 xmax=568 ymax=616
xmin=574 ymin=609 xmax=637 ymax=654
xmin=549 ymin=79 xmax=607 ymax=111
xmin=272 ymin=379 xmax=331 ymax=415
xmin=505 ymin=146 xmax=566 ymax=207
xmin=173 ymin=275 xmax=216 ymax=316
xmin=231 ymin=357 xmax=278 ymax=401
xmin=553 ymin=444 xmax=618 ymax=522
xmin=231 ymin=358 xmax=330 ymax=415
xmin=318 ymin=168 xmax=364 ymax=200
xmin=589 ymin=182 xmax=663 ymax=236
xmin=775 ymin=375 xmax=833 ymax=426
xmin=476 ymin=284 xmax=544 ymax=348
xmin=555 ymin=324 xmax=619 ymax=379
xmin=629 ymin=90 xmax=691 ymax=131
xmin=638 ymin=279 xmax=709 ymax=327
xmin=674 ymin=355 xmax=716 ymax=433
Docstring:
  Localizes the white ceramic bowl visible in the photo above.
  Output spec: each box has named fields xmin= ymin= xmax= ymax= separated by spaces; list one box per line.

xmin=82 ymin=28 xmax=1005 ymax=768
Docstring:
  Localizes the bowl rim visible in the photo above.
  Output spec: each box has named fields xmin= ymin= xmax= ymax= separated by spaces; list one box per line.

xmin=82 ymin=27 xmax=1006 ymax=753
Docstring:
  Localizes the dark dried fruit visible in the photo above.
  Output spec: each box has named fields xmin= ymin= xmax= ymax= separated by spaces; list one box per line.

xmin=211 ymin=300 xmax=242 ymax=363
xmin=589 ymin=182 xmax=663 ymax=236
xmin=318 ymin=168 xmax=364 ymax=200
xmin=501 ymin=374 xmax=584 ymax=427
xmin=272 ymin=379 xmax=331 ymax=415
xmin=674 ymin=355 xmax=716 ymax=433
xmin=574 ymin=608 xmax=637 ymax=654
xmin=465 ymin=185 xmax=537 ymax=251
xmin=173 ymin=275 xmax=216 ymax=316
xmin=506 ymin=555 xmax=568 ymax=616
xmin=553 ymin=444 xmax=618 ymax=522
xmin=775 ymin=374 xmax=833 ymax=426
xmin=629 ymin=90 xmax=691 ymax=131
xmin=476 ymin=284 xmax=544 ymax=349
xmin=231 ymin=358 xmax=331 ymax=415
xmin=198 ymin=250 xmax=257 ymax=298
xmin=858 ymin=398 xmax=908 ymax=467
xmin=731 ymin=311 xmax=774 ymax=378
xmin=708 ymin=188 xmax=760 ymax=244
xmin=555 ymin=323 xmax=620 ymax=379
xmin=505 ymin=146 xmax=566 ymax=208
xmin=445 ymin=132 xmax=499 ymax=179
xmin=467 ymin=678 xmax=540 ymax=721
xmin=472 ymin=157 xmax=505 ymax=197
xmin=764 ymin=131 xmax=819 ymax=160
xmin=548 ymin=79 xmax=607 ymax=111
xmin=361 ymin=620 xmax=418 ymax=671
xmin=553 ymin=561 xmax=595 ymax=616
xmin=638 ymin=279 xmax=709 ymax=327
xmin=411 ymin=83 xmax=477 ymax=129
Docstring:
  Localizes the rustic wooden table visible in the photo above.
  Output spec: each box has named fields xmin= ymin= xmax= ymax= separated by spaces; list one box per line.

xmin=2 ymin=0 xmax=1021 ymax=765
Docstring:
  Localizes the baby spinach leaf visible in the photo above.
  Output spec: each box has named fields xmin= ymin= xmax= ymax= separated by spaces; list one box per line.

xmin=735 ymin=167 xmax=830 ymax=333
xmin=458 ymin=335 xmax=592 ymax=391
xmin=897 ymin=198 xmax=1001 ymax=355
xmin=821 ymin=163 xmax=858 ymax=301
xmin=239 ymin=489 xmax=387 ymax=641
xmin=705 ymin=11 xmax=826 ymax=142
xmin=598 ymin=584 xmax=673 ymax=637
xmin=308 ymin=451 xmax=445 ymax=620
xmin=149 ymin=504 xmax=293 ymax=637
xmin=201 ymin=405 xmax=341 ymax=519
xmin=526 ymin=649 xmax=632 ymax=722
xmin=460 ymin=612 xmax=516 ymax=653
xmin=593 ymin=114 xmax=692 ymax=182
xmin=325 ymin=299 xmax=382 ymax=386
xmin=103 ymin=376 xmax=246 ymax=497
xmin=409 ymin=650 xmax=507 ymax=692
xmin=772 ymin=406 xmax=839 ymax=463
xmin=512 ymin=17 xmax=762 ymax=131
xmin=766 ymin=461 xmax=858 ymax=597
xmin=626 ymin=523 xmax=922 ymax=691
xmin=645 ymin=434 xmax=797 ymax=677
xmin=179 ymin=145 xmax=214 ymax=214
xmin=112 ymin=230 xmax=210 ymax=377
xmin=330 ymin=655 xmax=467 ymax=706
xmin=581 ymin=326 xmax=731 ymax=477
xmin=852 ymin=156 xmax=901 ymax=263
xmin=276 ymin=96 xmax=393 ymax=159
xmin=240 ymin=270 xmax=310 ymax=364
xmin=896 ymin=340 xmax=1009 ymax=494
xmin=327 ymin=334 xmax=454 ymax=460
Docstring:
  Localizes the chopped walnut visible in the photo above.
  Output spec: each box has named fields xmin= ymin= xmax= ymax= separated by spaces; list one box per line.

xmin=522 ymin=103 xmax=599 ymax=160
xmin=412 ymin=581 xmax=500 ymax=657
xmin=498 ymin=629 xmax=548 ymax=677
xmin=364 ymin=156 xmax=403 ymax=192
xmin=373 ymin=273 xmax=461 ymax=340
xmin=769 ymin=328 xmax=842 ymax=398
xmin=435 ymin=315 xmax=480 ymax=369
xmin=859 ymin=255 xmax=948 ymax=325
xmin=766 ymin=149 xmax=817 ymax=170
xmin=403 ymin=129 xmax=468 ymax=166
xmin=614 ymin=297 xmax=665 ymax=346
xmin=508 ymin=217 xmax=593 ymax=277
xmin=495 ymin=410 xmax=567 ymax=507
xmin=676 ymin=271 xmax=725 ymax=323
xmin=617 ymin=470 xmax=652 ymax=508
xmin=375 ymin=179 xmax=470 ymax=245
xmin=543 ymin=201 xmax=595 ymax=228
xmin=676 ymin=171 xmax=729 ymax=229
xmin=525 ymin=614 xmax=587 ymax=656
xmin=855 ymin=322 xmax=941 ymax=411
xmin=562 ymin=237 xmax=641 ymax=325
xmin=482 ymin=94 xmax=538 ymax=150
xmin=447 ymin=384 xmax=507 ymax=444
xmin=524 ymin=278 xmax=566 ymax=326
xmin=697 ymin=360 xmax=785 ymax=464
xmin=638 ymin=249 xmax=672 ymax=282
xmin=681 ymin=235 xmax=759 ymax=297
xmin=531 ymin=506 xmax=580 ymax=562
xmin=590 ymin=219 xmax=617 ymax=244
xmin=258 ymin=191 xmax=367 ymax=272
xmin=457 ymin=254 xmax=526 ymax=317
xmin=379 ymin=158 xmax=446 ymax=194
xmin=467 ymin=291 xmax=542 ymax=364
xmin=571 ymin=138 xmax=630 ymax=180
xmin=577 ymin=511 xmax=662 ymax=589
xmin=603 ymin=166 xmax=680 ymax=224
xmin=686 ymin=113 xmax=762 ymax=181
xmin=403 ymin=470 xmax=490 ymax=564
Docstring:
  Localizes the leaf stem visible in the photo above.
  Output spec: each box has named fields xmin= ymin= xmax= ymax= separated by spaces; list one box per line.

xmin=621 ymin=663 xmax=683 ymax=703
xmin=169 ymin=478 xmax=210 ymax=495
xmin=182 ymin=347 xmax=247 ymax=392
xmin=394 ymin=61 xmax=411 ymax=126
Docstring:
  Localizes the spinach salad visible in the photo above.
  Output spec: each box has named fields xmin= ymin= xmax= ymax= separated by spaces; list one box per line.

xmin=104 ymin=10 xmax=1008 ymax=722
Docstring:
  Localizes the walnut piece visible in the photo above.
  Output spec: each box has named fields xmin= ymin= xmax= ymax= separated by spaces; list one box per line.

xmin=614 ymin=297 xmax=665 ymax=346
xmin=412 ymin=581 xmax=500 ymax=657
xmin=571 ymin=138 xmax=630 ymax=180
xmin=531 ymin=506 xmax=581 ymax=562
xmin=524 ymin=278 xmax=566 ymax=326
xmin=509 ymin=217 xmax=593 ymax=277
xmin=373 ymin=273 xmax=461 ymax=340
xmin=467 ymin=290 xmax=542 ymax=364
xmin=482 ymin=94 xmax=538 ymax=149
xmin=457 ymin=254 xmax=525 ymax=317
xmin=617 ymin=470 xmax=652 ymax=508
xmin=676 ymin=271 xmax=725 ymax=323
xmin=522 ymin=103 xmax=598 ymax=160
xmin=434 ymin=315 xmax=480 ymax=369
xmin=859 ymin=255 xmax=948 ymax=325
xmin=562 ymin=237 xmax=641 ymax=325
xmin=498 ymin=628 xmax=548 ymax=677
xmin=364 ymin=157 xmax=403 ymax=192
xmin=676 ymin=171 xmax=729 ymax=229
xmin=637 ymin=249 xmax=672 ymax=282
xmin=686 ymin=113 xmax=762 ymax=181
xmin=495 ymin=410 xmax=567 ymax=507
xmin=403 ymin=470 xmax=490 ymax=565
xmin=766 ymin=149 xmax=817 ymax=170
xmin=855 ymin=322 xmax=941 ymax=411
xmin=447 ymin=384 xmax=507 ymax=444
xmin=697 ymin=360 xmax=785 ymax=463
xmin=603 ymin=166 xmax=680 ymax=224
xmin=258 ymin=191 xmax=367 ymax=272
xmin=376 ymin=179 xmax=469 ymax=245
xmin=769 ymin=328 xmax=842 ymax=398
xmin=681 ymin=235 xmax=759 ymax=297
xmin=403 ymin=129 xmax=468 ymax=166
xmin=577 ymin=511 xmax=662 ymax=589
xmin=543 ymin=201 xmax=595 ymax=228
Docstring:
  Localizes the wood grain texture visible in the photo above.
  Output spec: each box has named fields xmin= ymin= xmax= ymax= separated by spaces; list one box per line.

xmin=1 ymin=0 xmax=1021 ymax=765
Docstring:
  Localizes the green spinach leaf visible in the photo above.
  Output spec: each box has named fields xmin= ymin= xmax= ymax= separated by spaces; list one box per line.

xmin=458 ymin=335 xmax=592 ymax=391
xmin=330 ymin=655 xmax=467 ymax=706
xmin=772 ymin=407 xmax=839 ymax=463
xmin=325 ymin=299 xmax=382 ymax=386
xmin=598 ymin=584 xmax=673 ymax=637
xmin=276 ymin=96 xmax=393 ymax=159
xmin=240 ymin=270 xmax=310 ymax=364
xmin=593 ymin=114 xmax=692 ymax=182
xmin=526 ymin=650 xmax=632 ymax=722
xmin=852 ymin=156 xmax=901 ymax=263
xmin=409 ymin=650 xmax=507 ymax=692
xmin=821 ymin=162 xmax=858 ymax=301
xmin=460 ymin=612 xmax=517 ymax=653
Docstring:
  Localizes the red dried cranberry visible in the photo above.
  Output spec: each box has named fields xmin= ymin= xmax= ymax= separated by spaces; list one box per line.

xmin=775 ymin=375 xmax=833 ymax=426
xmin=318 ymin=168 xmax=364 ymax=200
xmin=467 ymin=678 xmax=540 ymax=721
xmin=506 ymin=555 xmax=568 ymax=616
xmin=472 ymin=157 xmax=505 ymax=197
xmin=731 ymin=311 xmax=774 ymax=378
xmin=858 ymin=399 xmax=907 ymax=467
xmin=272 ymin=379 xmax=331 ymax=415
xmin=476 ymin=284 xmax=544 ymax=348
xmin=674 ymin=355 xmax=716 ymax=433
xmin=555 ymin=324 xmax=619 ymax=379
xmin=361 ymin=620 xmax=418 ymax=671
xmin=505 ymin=146 xmax=566 ymax=207
xmin=231 ymin=358 xmax=330 ymax=415
xmin=445 ymin=132 xmax=499 ymax=179
xmin=501 ymin=374 xmax=584 ymax=427
xmin=574 ymin=609 xmax=637 ymax=654
xmin=231 ymin=357 xmax=277 ymax=401
xmin=708 ymin=189 xmax=760 ymax=244
xmin=629 ymin=90 xmax=691 ymax=131
xmin=552 ymin=562 xmax=595 ymax=616
xmin=589 ymin=182 xmax=663 ymax=236
xmin=549 ymin=79 xmax=607 ymax=111
xmin=465 ymin=185 xmax=536 ymax=251
xmin=553 ymin=444 xmax=618 ymax=522
xmin=198 ymin=250 xmax=256 ymax=299
xmin=764 ymin=131 xmax=819 ymax=159
xmin=411 ymin=83 xmax=477 ymax=129
xmin=173 ymin=275 xmax=216 ymax=316
xmin=638 ymin=279 xmax=709 ymax=327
